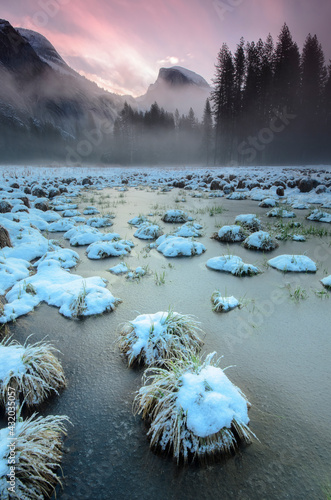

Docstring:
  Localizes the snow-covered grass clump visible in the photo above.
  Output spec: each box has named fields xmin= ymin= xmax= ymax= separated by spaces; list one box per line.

xmin=0 ymin=413 xmax=69 ymax=499
xmin=206 ymin=255 xmax=260 ymax=277
xmin=126 ymin=267 xmax=147 ymax=281
xmin=268 ymin=255 xmax=317 ymax=272
xmin=33 ymin=248 xmax=80 ymax=269
xmin=226 ymin=192 xmax=247 ymax=200
xmin=128 ymin=215 xmax=149 ymax=227
xmin=161 ymin=210 xmax=188 ymax=223
xmin=243 ymin=231 xmax=278 ymax=251
xmin=258 ymin=198 xmax=277 ymax=208
xmin=134 ymin=352 xmax=254 ymax=462
xmin=307 ymin=210 xmax=331 ymax=223
xmin=64 ymin=226 xmax=120 ymax=246
xmin=173 ymin=222 xmax=203 ymax=238
xmin=267 ymin=208 xmax=296 ymax=218
xmin=63 ymin=209 xmax=80 ymax=217
xmin=321 ymin=275 xmax=331 ymax=289
xmin=213 ymin=225 xmax=246 ymax=243
xmin=0 ymin=338 xmax=66 ymax=408
xmin=156 ymin=235 xmax=206 ymax=257
xmin=47 ymin=218 xmax=75 ymax=232
xmin=0 ymin=257 xmax=31 ymax=295
xmin=86 ymin=239 xmax=134 ymax=259
xmin=86 ymin=217 xmax=114 ymax=228
xmin=0 ymin=260 xmax=121 ymax=323
xmin=134 ymin=222 xmax=163 ymax=240
xmin=211 ymin=292 xmax=240 ymax=312
xmin=108 ymin=262 xmax=129 ymax=275
xmin=119 ymin=310 xmax=203 ymax=367
xmin=235 ymin=214 xmax=261 ymax=232
xmin=83 ymin=206 xmax=100 ymax=215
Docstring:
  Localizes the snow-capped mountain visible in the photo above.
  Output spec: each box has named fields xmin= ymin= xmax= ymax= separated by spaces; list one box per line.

xmin=137 ymin=66 xmax=211 ymax=118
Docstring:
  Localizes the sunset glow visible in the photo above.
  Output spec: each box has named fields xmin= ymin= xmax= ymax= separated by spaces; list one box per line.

xmin=2 ymin=0 xmax=331 ymax=96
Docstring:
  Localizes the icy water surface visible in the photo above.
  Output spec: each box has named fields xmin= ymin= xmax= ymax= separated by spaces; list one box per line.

xmin=4 ymin=187 xmax=331 ymax=499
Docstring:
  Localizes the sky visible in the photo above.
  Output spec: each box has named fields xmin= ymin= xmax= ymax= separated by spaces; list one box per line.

xmin=1 ymin=0 xmax=331 ymax=97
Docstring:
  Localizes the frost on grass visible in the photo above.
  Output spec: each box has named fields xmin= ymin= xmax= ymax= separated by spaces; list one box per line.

xmin=64 ymin=226 xmax=120 ymax=246
xmin=0 ymin=260 xmax=121 ymax=323
xmin=86 ymin=239 xmax=134 ymax=259
xmin=243 ymin=231 xmax=278 ymax=251
xmin=0 ymin=413 xmax=69 ymax=499
xmin=321 ymin=275 xmax=331 ymax=289
xmin=161 ymin=210 xmax=188 ymax=223
xmin=134 ymin=222 xmax=163 ymax=240
xmin=173 ymin=222 xmax=203 ymax=238
xmin=0 ymin=338 xmax=66 ymax=408
xmin=119 ymin=310 xmax=204 ymax=367
xmin=206 ymin=255 xmax=260 ymax=276
xmin=235 ymin=214 xmax=261 ymax=232
xmin=268 ymin=255 xmax=317 ymax=272
xmin=212 ymin=225 xmax=246 ymax=243
xmin=211 ymin=292 xmax=240 ymax=312
xmin=156 ymin=235 xmax=206 ymax=257
xmin=307 ymin=210 xmax=331 ymax=223
xmin=134 ymin=352 xmax=254 ymax=462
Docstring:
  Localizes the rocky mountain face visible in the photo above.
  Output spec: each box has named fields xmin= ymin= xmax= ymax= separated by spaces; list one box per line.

xmin=136 ymin=66 xmax=211 ymax=118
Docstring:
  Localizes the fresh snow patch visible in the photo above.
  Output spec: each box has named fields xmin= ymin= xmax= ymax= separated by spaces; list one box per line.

xmin=177 ymin=363 xmax=249 ymax=438
xmin=162 ymin=210 xmax=188 ymax=223
xmin=243 ymin=231 xmax=278 ymax=251
xmin=134 ymin=222 xmax=162 ymax=240
xmin=307 ymin=210 xmax=331 ymax=223
xmin=33 ymin=248 xmax=79 ymax=269
xmin=321 ymin=275 xmax=331 ymax=288
xmin=63 ymin=209 xmax=80 ymax=217
xmin=128 ymin=215 xmax=149 ymax=227
xmin=86 ymin=240 xmax=134 ymax=259
xmin=259 ymin=198 xmax=277 ymax=208
xmin=108 ymin=262 xmax=129 ymax=275
xmin=47 ymin=218 xmax=76 ymax=232
xmin=211 ymin=292 xmax=240 ymax=312
xmin=206 ymin=255 xmax=260 ymax=276
xmin=215 ymin=225 xmax=246 ymax=243
xmin=268 ymin=255 xmax=317 ymax=272
xmin=156 ymin=235 xmax=206 ymax=257
xmin=0 ymin=257 xmax=31 ymax=295
xmin=86 ymin=217 xmax=113 ymax=228
xmin=267 ymin=208 xmax=296 ymax=218
xmin=227 ymin=192 xmax=247 ymax=200
xmin=235 ymin=214 xmax=261 ymax=231
xmin=83 ymin=207 xmax=100 ymax=215
xmin=292 ymin=235 xmax=306 ymax=242
xmin=64 ymin=226 xmax=120 ymax=246
xmin=0 ymin=260 xmax=121 ymax=322
xmin=173 ymin=222 xmax=203 ymax=238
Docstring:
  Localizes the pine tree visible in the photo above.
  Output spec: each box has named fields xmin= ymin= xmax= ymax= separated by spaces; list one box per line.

xmin=201 ymin=98 xmax=213 ymax=164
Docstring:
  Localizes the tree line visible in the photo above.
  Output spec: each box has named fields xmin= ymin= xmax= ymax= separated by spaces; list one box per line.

xmin=105 ymin=23 xmax=331 ymax=166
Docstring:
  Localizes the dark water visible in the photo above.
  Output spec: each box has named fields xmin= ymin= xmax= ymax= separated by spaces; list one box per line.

xmin=3 ymin=188 xmax=331 ymax=500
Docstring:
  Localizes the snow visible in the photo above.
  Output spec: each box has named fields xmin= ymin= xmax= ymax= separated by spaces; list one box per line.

xmin=86 ymin=217 xmax=113 ymax=228
xmin=243 ymin=231 xmax=278 ymax=251
xmin=0 ymin=260 xmax=121 ymax=322
xmin=173 ymin=222 xmax=203 ymax=238
xmin=292 ymin=235 xmax=306 ymax=242
xmin=216 ymin=225 xmax=246 ymax=243
xmin=128 ymin=215 xmax=149 ymax=227
xmin=156 ymin=235 xmax=206 ymax=257
xmin=321 ymin=275 xmax=331 ymax=288
xmin=0 ymin=257 xmax=31 ymax=295
xmin=48 ymin=218 xmax=75 ymax=232
xmin=33 ymin=248 xmax=79 ymax=269
xmin=307 ymin=210 xmax=331 ymax=223
xmin=0 ymin=344 xmax=26 ymax=382
xmin=267 ymin=208 xmax=296 ymax=218
xmin=171 ymin=66 xmax=210 ymax=88
xmin=86 ymin=240 xmax=134 ymax=259
xmin=162 ymin=210 xmax=188 ymax=223
xmin=268 ymin=255 xmax=317 ymax=272
xmin=234 ymin=214 xmax=261 ymax=231
xmin=64 ymin=226 xmax=120 ymax=246
xmin=227 ymin=192 xmax=247 ymax=200
xmin=134 ymin=222 xmax=162 ymax=240
xmin=63 ymin=209 xmax=80 ymax=217
xmin=108 ymin=263 xmax=129 ymax=275
xmin=0 ymin=427 xmax=10 ymax=480
xmin=206 ymin=255 xmax=260 ymax=276
xmin=259 ymin=198 xmax=277 ymax=208
xmin=212 ymin=292 xmax=240 ymax=312
xmin=177 ymin=363 xmax=249 ymax=438
xmin=83 ymin=207 xmax=100 ymax=215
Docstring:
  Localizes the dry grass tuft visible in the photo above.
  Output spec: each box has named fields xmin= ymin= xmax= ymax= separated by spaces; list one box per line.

xmin=0 ymin=337 xmax=66 ymax=409
xmin=134 ymin=352 xmax=256 ymax=463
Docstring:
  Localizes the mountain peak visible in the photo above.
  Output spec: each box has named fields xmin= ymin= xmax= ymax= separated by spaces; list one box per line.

xmin=158 ymin=66 xmax=210 ymax=88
